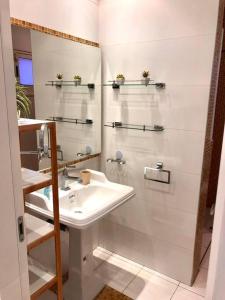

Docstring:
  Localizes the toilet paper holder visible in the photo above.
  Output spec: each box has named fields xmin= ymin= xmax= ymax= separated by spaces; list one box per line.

xmin=144 ymin=162 xmax=171 ymax=184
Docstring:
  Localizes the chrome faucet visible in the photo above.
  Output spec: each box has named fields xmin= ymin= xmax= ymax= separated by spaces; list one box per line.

xmin=63 ymin=165 xmax=80 ymax=180
xmin=59 ymin=165 xmax=81 ymax=190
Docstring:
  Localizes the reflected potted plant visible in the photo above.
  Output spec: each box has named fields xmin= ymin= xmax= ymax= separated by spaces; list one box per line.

xmin=74 ymin=75 xmax=82 ymax=86
xmin=116 ymin=74 xmax=125 ymax=85
xmin=56 ymin=73 xmax=63 ymax=87
xmin=142 ymin=70 xmax=150 ymax=86
xmin=16 ymin=80 xmax=31 ymax=119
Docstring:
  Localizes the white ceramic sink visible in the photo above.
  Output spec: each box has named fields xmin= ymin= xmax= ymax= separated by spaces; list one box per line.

xmin=26 ymin=170 xmax=135 ymax=228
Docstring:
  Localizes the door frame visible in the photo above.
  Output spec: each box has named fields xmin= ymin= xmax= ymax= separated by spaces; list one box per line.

xmin=0 ymin=0 xmax=29 ymax=298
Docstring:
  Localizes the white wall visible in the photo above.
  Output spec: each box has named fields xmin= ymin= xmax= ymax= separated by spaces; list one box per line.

xmin=9 ymin=0 xmax=99 ymax=43
xmin=11 ymin=25 xmax=32 ymax=53
xmin=99 ymin=0 xmax=220 ymax=284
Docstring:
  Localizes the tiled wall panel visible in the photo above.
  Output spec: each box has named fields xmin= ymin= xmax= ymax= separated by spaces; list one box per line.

xmin=99 ymin=0 xmax=220 ymax=284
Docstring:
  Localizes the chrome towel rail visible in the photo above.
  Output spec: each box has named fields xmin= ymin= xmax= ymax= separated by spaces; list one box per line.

xmin=144 ymin=162 xmax=171 ymax=184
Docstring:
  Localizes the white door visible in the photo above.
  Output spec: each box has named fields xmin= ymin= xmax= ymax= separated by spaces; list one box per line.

xmin=0 ymin=0 xmax=29 ymax=299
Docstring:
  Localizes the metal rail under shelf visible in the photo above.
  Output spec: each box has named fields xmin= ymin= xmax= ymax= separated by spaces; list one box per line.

xmin=104 ymin=122 xmax=164 ymax=132
xmin=47 ymin=116 xmax=93 ymax=125
xmin=104 ymin=80 xmax=166 ymax=89
xmin=45 ymin=81 xmax=95 ymax=89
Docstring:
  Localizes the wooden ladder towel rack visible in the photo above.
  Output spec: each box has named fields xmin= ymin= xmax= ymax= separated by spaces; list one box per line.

xmin=19 ymin=119 xmax=63 ymax=300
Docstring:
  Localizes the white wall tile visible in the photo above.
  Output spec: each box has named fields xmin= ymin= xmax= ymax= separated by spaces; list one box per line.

xmin=102 ymin=35 xmax=215 ymax=86
xmin=99 ymin=2 xmax=216 ymax=280
xmin=103 ymin=85 xmax=210 ymax=132
xmin=103 ymin=127 xmax=205 ymax=175
xmin=99 ymin=0 xmax=219 ymax=45
xmin=106 ymin=198 xmax=197 ymax=250
xmin=10 ymin=0 xmax=99 ymax=42
xmin=99 ymin=220 xmax=194 ymax=284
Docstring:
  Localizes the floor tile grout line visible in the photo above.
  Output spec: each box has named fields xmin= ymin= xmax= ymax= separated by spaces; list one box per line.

xmin=109 ymin=252 xmax=145 ymax=268
xmin=142 ymin=267 xmax=180 ymax=286
xmin=98 ymin=248 xmax=206 ymax=298
xmin=122 ymin=267 xmax=144 ymax=294
xmin=178 ymin=284 xmax=205 ymax=298
xmin=170 ymin=285 xmax=179 ymax=300
xmin=101 ymin=247 xmax=180 ymax=286
xmin=94 ymin=251 xmax=113 ymax=271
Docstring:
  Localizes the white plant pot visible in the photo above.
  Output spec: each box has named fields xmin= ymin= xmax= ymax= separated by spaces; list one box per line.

xmin=56 ymin=79 xmax=63 ymax=87
xmin=17 ymin=110 xmax=21 ymax=120
xmin=116 ymin=78 xmax=125 ymax=85
xmin=74 ymin=79 xmax=82 ymax=86
xmin=141 ymin=77 xmax=150 ymax=86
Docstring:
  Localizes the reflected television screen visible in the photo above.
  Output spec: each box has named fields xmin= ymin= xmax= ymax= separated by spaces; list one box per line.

xmin=18 ymin=57 xmax=34 ymax=86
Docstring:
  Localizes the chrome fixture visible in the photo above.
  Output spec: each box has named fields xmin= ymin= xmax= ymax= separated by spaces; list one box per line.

xmin=47 ymin=116 xmax=93 ymax=126
xmin=104 ymin=79 xmax=166 ymax=89
xmin=77 ymin=146 xmax=92 ymax=157
xmin=48 ymin=144 xmax=64 ymax=161
xmin=62 ymin=165 xmax=80 ymax=180
xmin=107 ymin=151 xmax=126 ymax=165
xmin=59 ymin=165 xmax=81 ymax=190
xmin=144 ymin=162 xmax=171 ymax=184
xmin=46 ymin=81 xmax=95 ymax=89
xmin=104 ymin=122 xmax=164 ymax=132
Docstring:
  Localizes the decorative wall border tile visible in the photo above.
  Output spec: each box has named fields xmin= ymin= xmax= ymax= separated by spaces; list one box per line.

xmin=10 ymin=17 xmax=100 ymax=48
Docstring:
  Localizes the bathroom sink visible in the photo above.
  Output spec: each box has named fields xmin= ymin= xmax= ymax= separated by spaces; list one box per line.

xmin=25 ymin=170 xmax=135 ymax=228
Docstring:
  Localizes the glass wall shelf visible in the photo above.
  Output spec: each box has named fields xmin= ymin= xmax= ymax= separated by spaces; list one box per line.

xmin=104 ymin=122 xmax=164 ymax=132
xmin=45 ymin=81 xmax=95 ymax=89
xmin=47 ymin=116 xmax=93 ymax=125
xmin=103 ymin=80 xmax=166 ymax=89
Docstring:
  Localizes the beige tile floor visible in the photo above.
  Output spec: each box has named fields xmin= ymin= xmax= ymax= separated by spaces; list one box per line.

xmin=94 ymin=246 xmax=211 ymax=300
xmin=39 ymin=246 xmax=210 ymax=299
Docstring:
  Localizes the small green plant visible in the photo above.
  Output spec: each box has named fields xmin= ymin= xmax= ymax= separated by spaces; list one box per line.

xmin=116 ymin=74 xmax=125 ymax=80
xmin=74 ymin=75 xmax=82 ymax=85
xmin=16 ymin=80 xmax=31 ymax=118
xmin=56 ymin=73 xmax=63 ymax=80
xmin=142 ymin=70 xmax=149 ymax=78
xmin=74 ymin=75 xmax=82 ymax=81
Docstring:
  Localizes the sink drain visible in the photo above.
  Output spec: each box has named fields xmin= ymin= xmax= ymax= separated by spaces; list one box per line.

xmin=74 ymin=210 xmax=82 ymax=214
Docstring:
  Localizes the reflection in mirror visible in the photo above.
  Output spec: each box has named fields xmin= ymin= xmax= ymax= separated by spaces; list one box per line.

xmin=11 ymin=25 xmax=101 ymax=171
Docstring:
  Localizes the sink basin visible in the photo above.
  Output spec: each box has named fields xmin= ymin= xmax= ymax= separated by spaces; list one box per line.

xmin=26 ymin=170 xmax=135 ymax=228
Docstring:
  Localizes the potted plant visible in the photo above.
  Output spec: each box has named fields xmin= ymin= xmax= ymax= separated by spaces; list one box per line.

xmin=74 ymin=75 xmax=82 ymax=86
xmin=56 ymin=73 xmax=63 ymax=87
xmin=142 ymin=70 xmax=150 ymax=86
xmin=16 ymin=80 xmax=31 ymax=118
xmin=116 ymin=74 xmax=125 ymax=85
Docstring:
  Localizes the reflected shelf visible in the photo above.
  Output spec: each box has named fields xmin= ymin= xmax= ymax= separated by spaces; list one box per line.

xmin=47 ymin=116 xmax=93 ymax=125
xmin=45 ymin=81 xmax=95 ymax=89
xmin=103 ymin=80 xmax=166 ymax=89
xmin=104 ymin=122 xmax=164 ymax=132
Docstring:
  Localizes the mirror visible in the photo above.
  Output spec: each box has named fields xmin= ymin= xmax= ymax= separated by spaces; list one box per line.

xmin=11 ymin=25 xmax=101 ymax=171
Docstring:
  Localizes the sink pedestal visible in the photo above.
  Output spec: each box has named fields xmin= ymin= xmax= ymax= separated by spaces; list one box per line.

xmin=64 ymin=226 xmax=104 ymax=300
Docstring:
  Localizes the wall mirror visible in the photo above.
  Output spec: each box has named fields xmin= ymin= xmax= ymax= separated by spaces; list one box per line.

xmin=12 ymin=25 xmax=101 ymax=171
